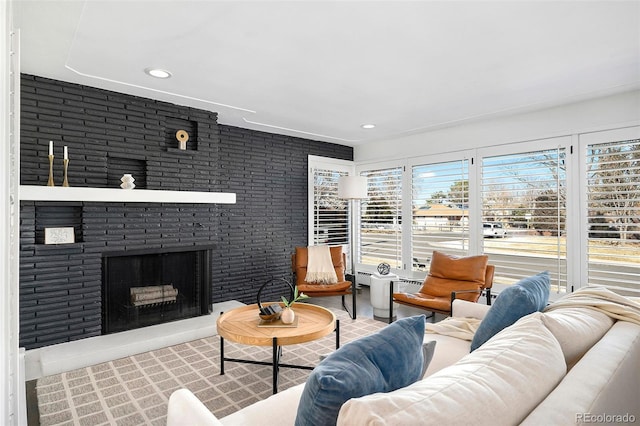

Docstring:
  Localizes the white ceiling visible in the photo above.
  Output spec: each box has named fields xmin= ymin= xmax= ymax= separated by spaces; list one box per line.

xmin=16 ymin=1 xmax=640 ymax=146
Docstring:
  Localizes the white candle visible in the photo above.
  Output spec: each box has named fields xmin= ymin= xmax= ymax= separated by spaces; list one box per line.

xmin=64 ymin=146 xmax=68 ymax=160
xmin=49 ymin=141 xmax=53 ymax=156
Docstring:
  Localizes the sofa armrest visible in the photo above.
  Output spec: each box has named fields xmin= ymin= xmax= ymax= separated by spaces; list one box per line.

xmin=167 ymin=389 xmax=223 ymax=426
xmin=452 ymin=299 xmax=490 ymax=320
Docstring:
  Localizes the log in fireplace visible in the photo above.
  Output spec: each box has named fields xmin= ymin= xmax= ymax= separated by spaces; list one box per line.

xmin=102 ymin=247 xmax=212 ymax=334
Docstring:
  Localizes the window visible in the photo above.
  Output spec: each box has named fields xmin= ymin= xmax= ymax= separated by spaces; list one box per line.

xmin=315 ymin=126 xmax=640 ymax=297
xmin=311 ymin=168 xmax=348 ymax=245
xmin=308 ymin=156 xmax=353 ymax=247
xmin=585 ymin=136 xmax=640 ymax=297
xmin=359 ymin=167 xmax=403 ymax=269
xmin=411 ymin=159 xmax=470 ymax=271
xmin=481 ymin=144 xmax=568 ymax=294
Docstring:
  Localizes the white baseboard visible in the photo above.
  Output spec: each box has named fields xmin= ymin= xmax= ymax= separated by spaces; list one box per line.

xmin=19 ymin=348 xmax=27 ymax=426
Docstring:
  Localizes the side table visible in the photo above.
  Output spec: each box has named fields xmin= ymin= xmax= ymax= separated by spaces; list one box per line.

xmin=370 ymin=273 xmax=399 ymax=319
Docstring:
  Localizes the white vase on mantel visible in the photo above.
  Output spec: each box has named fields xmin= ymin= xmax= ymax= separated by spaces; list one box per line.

xmin=120 ymin=174 xmax=135 ymax=190
xmin=281 ymin=307 xmax=295 ymax=324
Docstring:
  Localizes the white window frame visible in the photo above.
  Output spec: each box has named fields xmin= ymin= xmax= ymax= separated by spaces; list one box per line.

xmin=311 ymin=125 xmax=640 ymax=298
xmin=578 ymin=126 xmax=640 ymax=296
xmin=307 ymin=155 xmax=354 ymax=247
xmin=477 ymin=136 xmax=574 ymax=299
xmin=355 ymin=159 xmax=406 ymax=276
xmin=355 ymin=137 xmax=578 ymax=297
xmin=405 ymin=150 xmax=476 ymax=280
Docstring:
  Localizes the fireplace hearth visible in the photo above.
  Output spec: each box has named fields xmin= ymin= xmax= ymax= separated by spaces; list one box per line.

xmin=102 ymin=247 xmax=211 ymax=334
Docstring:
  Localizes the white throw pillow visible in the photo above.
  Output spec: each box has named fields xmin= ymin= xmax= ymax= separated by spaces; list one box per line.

xmin=337 ymin=313 xmax=567 ymax=426
xmin=541 ymin=307 xmax=614 ymax=368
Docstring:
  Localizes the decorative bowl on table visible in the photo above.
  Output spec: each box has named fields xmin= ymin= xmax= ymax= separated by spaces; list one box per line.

xmin=256 ymin=278 xmax=294 ymax=322
xmin=258 ymin=303 xmax=282 ymax=322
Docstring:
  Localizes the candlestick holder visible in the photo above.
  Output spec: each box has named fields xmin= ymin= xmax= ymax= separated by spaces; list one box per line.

xmin=62 ymin=158 xmax=70 ymax=187
xmin=47 ymin=154 xmax=55 ymax=186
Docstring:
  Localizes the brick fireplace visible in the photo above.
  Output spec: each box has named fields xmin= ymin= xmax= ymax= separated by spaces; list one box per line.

xmin=18 ymin=74 xmax=353 ymax=350
xmin=102 ymin=247 xmax=211 ymax=334
xmin=18 ymin=72 xmax=227 ymax=350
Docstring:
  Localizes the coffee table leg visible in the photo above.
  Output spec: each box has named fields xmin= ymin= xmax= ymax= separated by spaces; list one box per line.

xmin=220 ymin=336 xmax=225 ymax=375
xmin=336 ymin=319 xmax=340 ymax=349
xmin=272 ymin=337 xmax=279 ymax=394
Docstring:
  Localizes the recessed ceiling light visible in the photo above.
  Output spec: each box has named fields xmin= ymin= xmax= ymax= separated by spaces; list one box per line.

xmin=361 ymin=124 xmax=376 ymax=129
xmin=144 ymin=68 xmax=172 ymax=79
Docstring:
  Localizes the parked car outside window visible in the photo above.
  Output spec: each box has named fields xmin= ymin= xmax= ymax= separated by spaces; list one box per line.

xmin=483 ymin=222 xmax=507 ymax=238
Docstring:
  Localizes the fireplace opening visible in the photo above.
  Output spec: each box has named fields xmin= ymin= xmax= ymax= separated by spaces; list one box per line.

xmin=102 ymin=247 xmax=211 ymax=334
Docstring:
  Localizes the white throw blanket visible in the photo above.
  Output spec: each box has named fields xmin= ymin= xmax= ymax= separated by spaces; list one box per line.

xmin=544 ymin=285 xmax=640 ymax=325
xmin=425 ymin=317 xmax=482 ymax=341
xmin=305 ymin=245 xmax=338 ymax=284
xmin=424 ymin=286 xmax=640 ymax=341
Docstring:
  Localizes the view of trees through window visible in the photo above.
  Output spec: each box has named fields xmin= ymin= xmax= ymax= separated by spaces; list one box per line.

xmin=311 ymin=167 xmax=348 ymax=246
xmin=310 ymin=130 xmax=640 ymax=296
xmin=481 ymin=148 xmax=567 ymax=292
xmin=587 ymin=139 xmax=640 ymax=296
xmin=412 ymin=159 xmax=470 ymax=269
xmin=360 ymin=167 xmax=402 ymax=269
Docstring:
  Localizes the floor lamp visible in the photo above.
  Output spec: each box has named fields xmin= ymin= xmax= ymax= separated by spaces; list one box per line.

xmin=338 ymin=175 xmax=368 ymax=286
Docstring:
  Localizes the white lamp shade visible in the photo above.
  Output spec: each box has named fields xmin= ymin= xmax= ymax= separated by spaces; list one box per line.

xmin=338 ymin=176 xmax=368 ymax=199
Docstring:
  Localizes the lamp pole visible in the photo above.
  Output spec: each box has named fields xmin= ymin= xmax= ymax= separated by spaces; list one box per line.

xmin=349 ymin=197 xmax=359 ymax=280
xmin=338 ymin=175 xmax=368 ymax=285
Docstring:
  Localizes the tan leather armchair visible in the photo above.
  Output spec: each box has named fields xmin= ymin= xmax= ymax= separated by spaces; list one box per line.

xmin=291 ymin=246 xmax=357 ymax=319
xmin=389 ymin=251 xmax=494 ymax=323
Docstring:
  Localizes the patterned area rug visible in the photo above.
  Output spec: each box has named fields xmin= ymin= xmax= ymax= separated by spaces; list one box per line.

xmin=36 ymin=309 xmax=387 ymax=426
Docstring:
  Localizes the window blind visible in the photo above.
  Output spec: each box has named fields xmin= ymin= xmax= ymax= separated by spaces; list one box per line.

xmin=481 ymin=148 xmax=567 ymax=293
xmin=411 ymin=159 xmax=470 ymax=271
xmin=311 ymin=168 xmax=349 ymax=246
xmin=586 ymin=139 xmax=640 ymax=296
xmin=359 ymin=167 xmax=403 ymax=269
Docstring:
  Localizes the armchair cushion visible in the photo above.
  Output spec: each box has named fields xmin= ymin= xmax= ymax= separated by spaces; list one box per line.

xmin=470 ymin=271 xmax=550 ymax=351
xmin=292 ymin=246 xmax=345 ymax=285
xmin=393 ymin=292 xmax=453 ymax=312
xmin=294 ymin=315 xmax=429 ymax=426
xmin=294 ymin=246 xmax=352 ymax=294
xmin=420 ymin=251 xmax=489 ymax=298
xmin=297 ymin=281 xmax=352 ymax=294
xmin=393 ymin=252 xmax=490 ymax=313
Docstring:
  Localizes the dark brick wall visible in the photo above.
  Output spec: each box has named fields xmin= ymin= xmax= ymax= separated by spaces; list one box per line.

xmin=19 ymin=74 xmax=352 ymax=349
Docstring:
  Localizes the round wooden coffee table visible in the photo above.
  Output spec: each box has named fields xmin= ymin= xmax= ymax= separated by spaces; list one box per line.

xmin=217 ymin=303 xmax=339 ymax=393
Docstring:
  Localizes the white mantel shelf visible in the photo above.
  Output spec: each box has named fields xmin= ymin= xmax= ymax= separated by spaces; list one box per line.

xmin=19 ymin=185 xmax=236 ymax=204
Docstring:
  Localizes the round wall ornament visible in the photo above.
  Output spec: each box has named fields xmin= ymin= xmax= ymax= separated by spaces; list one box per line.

xmin=176 ymin=129 xmax=189 ymax=150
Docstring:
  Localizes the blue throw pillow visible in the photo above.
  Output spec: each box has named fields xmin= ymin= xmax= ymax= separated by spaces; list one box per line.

xmin=295 ymin=315 xmax=427 ymax=426
xmin=470 ymin=271 xmax=550 ymax=351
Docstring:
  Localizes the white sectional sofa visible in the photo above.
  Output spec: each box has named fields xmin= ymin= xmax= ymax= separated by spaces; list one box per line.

xmin=167 ymin=290 xmax=640 ymax=426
